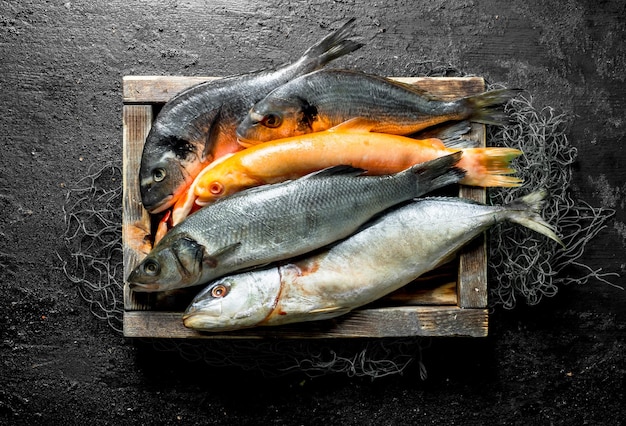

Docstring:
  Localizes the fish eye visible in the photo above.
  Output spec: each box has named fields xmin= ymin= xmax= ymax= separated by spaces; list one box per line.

xmin=211 ymin=284 xmax=228 ymax=298
xmin=209 ymin=181 xmax=224 ymax=195
xmin=152 ymin=168 xmax=166 ymax=182
xmin=143 ymin=259 xmax=160 ymax=276
xmin=263 ymin=113 xmax=282 ymax=128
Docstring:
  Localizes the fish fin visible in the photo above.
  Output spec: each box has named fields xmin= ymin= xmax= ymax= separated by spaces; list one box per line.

xmin=458 ymin=147 xmax=524 ymax=187
xmin=300 ymin=18 xmax=364 ymax=69
xmin=171 ymin=186 xmax=197 ymax=226
xmin=302 ymin=164 xmax=368 ymax=179
xmin=154 ymin=210 xmax=171 ymax=245
xmin=414 ymin=120 xmax=471 ymax=138
xmin=437 ymin=121 xmax=479 ymax=148
xmin=442 ymin=137 xmax=479 ymax=149
xmin=462 ymin=88 xmax=523 ymax=126
xmin=409 ymin=152 xmax=466 ymax=195
xmin=203 ymin=242 xmax=242 ymax=268
xmin=202 ymin=107 xmax=222 ymax=162
xmin=505 ymin=190 xmax=565 ymax=247
xmin=308 ymin=306 xmax=352 ymax=319
xmin=327 ymin=117 xmax=378 ymax=133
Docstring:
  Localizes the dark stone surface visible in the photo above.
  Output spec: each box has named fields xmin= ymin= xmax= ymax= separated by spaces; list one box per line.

xmin=1 ymin=1 xmax=624 ymax=424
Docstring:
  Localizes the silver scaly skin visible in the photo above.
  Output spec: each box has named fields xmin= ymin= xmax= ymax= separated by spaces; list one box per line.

xmin=183 ymin=191 xmax=563 ymax=332
xmin=127 ymin=153 xmax=465 ymax=292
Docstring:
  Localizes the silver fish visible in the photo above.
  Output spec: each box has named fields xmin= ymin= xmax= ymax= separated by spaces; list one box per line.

xmin=183 ymin=191 xmax=563 ymax=331
xmin=139 ymin=19 xmax=363 ymax=214
xmin=236 ymin=68 xmax=519 ymax=145
xmin=127 ymin=153 xmax=465 ymax=292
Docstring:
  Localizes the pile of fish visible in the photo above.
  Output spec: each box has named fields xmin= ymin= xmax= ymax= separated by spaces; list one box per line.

xmin=128 ymin=19 xmax=563 ymax=332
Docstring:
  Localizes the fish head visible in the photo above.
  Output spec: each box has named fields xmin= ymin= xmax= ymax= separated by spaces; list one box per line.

xmin=236 ymin=97 xmax=317 ymax=144
xmin=139 ymin=125 xmax=202 ymax=214
xmin=193 ymin=158 xmax=255 ymax=206
xmin=127 ymin=234 xmax=205 ymax=292
xmin=182 ymin=268 xmax=282 ymax=332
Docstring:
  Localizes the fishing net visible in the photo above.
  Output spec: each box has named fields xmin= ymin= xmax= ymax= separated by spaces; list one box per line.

xmin=58 ymin=88 xmax=617 ymax=378
xmin=59 ymin=164 xmax=125 ymax=334
xmin=486 ymin=89 xmax=620 ymax=308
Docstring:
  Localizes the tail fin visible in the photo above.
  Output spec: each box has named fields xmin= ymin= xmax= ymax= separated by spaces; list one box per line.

xmin=462 ymin=88 xmax=522 ymax=126
xmin=458 ymin=147 xmax=524 ymax=187
xmin=505 ymin=190 xmax=565 ymax=247
xmin=409 ymin=152 xmax=466 ymax=195
xmin=300 ymin=18 xmax=364 ymax=69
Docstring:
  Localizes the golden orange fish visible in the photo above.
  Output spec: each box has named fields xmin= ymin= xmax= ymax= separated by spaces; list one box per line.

xmin=181 ymin=120 xmax=521 ymax=221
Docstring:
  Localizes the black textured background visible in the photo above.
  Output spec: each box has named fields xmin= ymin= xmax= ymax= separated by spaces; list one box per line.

xmin=1 ymin=1 xmax=624 ymax=424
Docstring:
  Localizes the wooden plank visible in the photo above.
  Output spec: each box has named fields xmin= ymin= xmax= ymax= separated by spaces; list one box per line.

xmin=123 ymin=76 xmax=220 ymax=103
xmin=123 ymin=307 xmax=488 ymax=339
xmin=381 ymin=280 xmax=457 ymax=306
xmin=458 ymin=81 xmax=489 ymax=309
xmin=122 ymin=105 xmax=154 ymax=311
xmin=122 ymin=75 xmax=486 ymax=103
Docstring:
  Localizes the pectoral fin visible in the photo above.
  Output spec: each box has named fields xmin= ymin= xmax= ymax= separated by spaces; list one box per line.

xmin=327 ymin=117 xmax=378 ymax=133
xmin=203 ymin=242 xmax=242 ymax=268
xmin=202 ymin=107 xmax=222 ymax=162
xmin=308 ymin=306 xmax=352 ymax=320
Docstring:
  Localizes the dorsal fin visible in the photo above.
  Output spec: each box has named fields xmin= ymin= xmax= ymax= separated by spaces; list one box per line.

xmin=301 ymin=164 xmax=368 ymax=179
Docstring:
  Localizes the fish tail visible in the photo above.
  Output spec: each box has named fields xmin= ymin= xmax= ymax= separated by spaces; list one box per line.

xmin=504 ymin=190 xmax=565 ymax=247
xmin=463 ymin=88 xmax=522 ymax=126
xmin=409 ymin=152 xmax=466 ymax=195
xmin=458 ymin=147 xmax=524 ymax=187
xmin=300 ymin=18 xmax=364 ymax=69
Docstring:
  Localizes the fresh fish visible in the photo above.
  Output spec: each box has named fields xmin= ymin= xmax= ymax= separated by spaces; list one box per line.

xmin=192 ymin=119 xmax=522 ymax=210
xmin=183 ymin=191 xmax=563 ymax=331
xmin=236 ymin=68 xmax=519 ymax=145
xmin=127 ymin=153 xmax=465 ymax=292
xmin=139 ymin=20 xmax=363 ymax=214
xmin=167 ymin=120 xmax=477 ymax=226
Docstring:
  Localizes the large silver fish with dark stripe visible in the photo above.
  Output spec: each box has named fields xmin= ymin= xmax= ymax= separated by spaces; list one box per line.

xmin=139 ymin=19 xmax=363 ymax=214
xmin=183 ymin=191 xmax=563 ymax=332
xmin=128 ymin=153 xmax=465 ymax=292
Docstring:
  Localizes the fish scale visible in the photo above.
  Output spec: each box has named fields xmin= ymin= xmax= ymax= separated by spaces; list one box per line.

xmin=127 ymin=153 xmax=465 ymax=292
xmin=183 ymin=191 xmax=563 ymax=332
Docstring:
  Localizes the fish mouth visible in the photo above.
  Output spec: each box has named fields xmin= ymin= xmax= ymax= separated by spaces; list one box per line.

xmin=181 ymin=312 xmax=195 ymax=322
xmin=181 ymin=312 xmax=209 ymax=329
xmin=144 ymin=194 xmax=174 ymax=214
xmin=235 ymin=135 xmax=256 ymax=148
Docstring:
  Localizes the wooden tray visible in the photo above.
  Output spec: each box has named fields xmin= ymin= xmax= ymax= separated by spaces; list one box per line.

xmin=122 ymin=76 xmax=488 ymax=339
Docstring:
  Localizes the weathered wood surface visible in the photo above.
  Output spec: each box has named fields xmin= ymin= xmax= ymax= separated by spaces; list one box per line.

xmin=122 ymin=76 xmax=488 ymax=338
xmin=122 ymin=105 xmax=155 ymax=311
xmin=122 ymin=75 xmax=487 ymax=103
xmin=123 ymin=307 xmax=489 ymax=339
